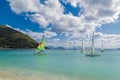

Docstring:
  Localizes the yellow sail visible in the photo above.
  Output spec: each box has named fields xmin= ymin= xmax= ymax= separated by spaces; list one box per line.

xmin=36 ymin=36 xmax=45 ymax=53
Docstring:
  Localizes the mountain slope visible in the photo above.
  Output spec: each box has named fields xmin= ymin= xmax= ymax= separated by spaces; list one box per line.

xmin=0 ymin=25 xmax=38 ymax=49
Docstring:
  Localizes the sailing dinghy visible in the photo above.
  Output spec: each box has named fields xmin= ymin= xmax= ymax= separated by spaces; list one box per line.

xmin=34 ymin=35 xmax=45 ymax=55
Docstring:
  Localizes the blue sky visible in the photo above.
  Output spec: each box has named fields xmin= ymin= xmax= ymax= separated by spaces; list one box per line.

xmin=96 ymin=20 xmax=120 ymax=34
xmin=0 ymin=0 xmax=120 ymax=49
xmin=0 ymin=0 xmax=43 ymax=32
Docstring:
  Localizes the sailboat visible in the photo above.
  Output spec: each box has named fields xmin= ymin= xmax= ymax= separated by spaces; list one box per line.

xmin=81 ymin=38 xmax=84 ymax=53
xmin=34 ymin=35 xmax=45 ymax=55
xmin=85 ymin=32 xmax=101 ymax=57
xmin=101 ymin=40 xmax=104 ymax=52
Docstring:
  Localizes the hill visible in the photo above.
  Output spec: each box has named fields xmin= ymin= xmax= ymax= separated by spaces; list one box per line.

xmin=0 ymin=25 xmax=38 ymax=49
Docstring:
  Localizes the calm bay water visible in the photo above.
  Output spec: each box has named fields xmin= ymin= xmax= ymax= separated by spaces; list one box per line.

xmin=0 ymin=49 xmax=120 ymax=80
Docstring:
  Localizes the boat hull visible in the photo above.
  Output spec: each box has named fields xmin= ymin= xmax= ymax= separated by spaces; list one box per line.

xmin=34 ymin=50 xmax=45 ymax=55
xmin=85 ymin=54 xmax=101 ymax=57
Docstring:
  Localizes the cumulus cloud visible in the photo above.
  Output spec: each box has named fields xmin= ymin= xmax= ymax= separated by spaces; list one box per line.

xmin=22 ymin=30 xmax=57 ymax=41
xmin=7 ymin=0 xmax=120 ymax=48
xmin=7 ymin=0 xmax=40 ymax=13
xmin=5 ymin=24 xmax=120 ymax=48
xmin=7 ymin=0 xmax=120 ymax=33
xmin=5 ymin=25 xmax=57 ymax=42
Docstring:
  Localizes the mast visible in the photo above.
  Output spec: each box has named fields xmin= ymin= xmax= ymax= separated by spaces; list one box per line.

xmin=85 ymin=32 xmax=101 ymax=57
xmin=41 ymin=33 xmax=45 ymax=50
xmin=101 ymin=40 xmax=104 ymax=52
xmin=81 ymin=38 xmax=84 ymax=53
xmin=74 ymin=41 xmax=75 ymax=50
xmin=91 ymin=32 xmax=94 ymax=55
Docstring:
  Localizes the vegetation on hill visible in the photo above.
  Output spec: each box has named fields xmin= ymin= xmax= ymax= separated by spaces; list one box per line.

xmin=0 ymin=25 xmax=38 ymax=49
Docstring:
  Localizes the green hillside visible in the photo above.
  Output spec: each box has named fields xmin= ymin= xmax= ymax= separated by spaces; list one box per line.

xmin=0 ymin=25 xmax=38 ymax=49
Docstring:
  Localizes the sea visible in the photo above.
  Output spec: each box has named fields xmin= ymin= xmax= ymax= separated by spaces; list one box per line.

xmin=0 ymin=49 xmax=120 ymax=80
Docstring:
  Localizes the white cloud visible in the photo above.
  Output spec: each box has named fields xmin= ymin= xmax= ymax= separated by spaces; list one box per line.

xmin=44 ymin=30 xmax=57 ymax=38
xmin=30 ymin=14 xmax=49 ymax=28
xmin=5 ymin=25 xmax=57 ymax=42
xmin=22 ymin=30 xmax=57 ymax=41
xmin=93 ymin=32 xmax=120 ymax=49
xmin=7 ymin=0 xmax=40 ymax=13
xmin=5 ymin=25 xmax=120 ymax=48
xmin=7 ymin=0 xmax=120 ymax=48
xmin=7 ymin=0 xmax=120 ymax=34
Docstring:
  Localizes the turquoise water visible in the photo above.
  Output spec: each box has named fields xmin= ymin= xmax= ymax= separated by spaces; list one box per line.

xmin=0 ymin=49 xmax=120 ymax=80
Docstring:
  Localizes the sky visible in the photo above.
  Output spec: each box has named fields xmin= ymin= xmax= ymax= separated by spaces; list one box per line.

xmin=0 ymin=0 xmax=120 ymax=49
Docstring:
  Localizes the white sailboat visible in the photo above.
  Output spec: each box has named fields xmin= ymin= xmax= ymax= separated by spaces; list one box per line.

xmin=101 ymin=40 xmax=104 ymax=52
xmin=81 ymin=38 xmax=84 ymax=53
xmin=86 ymin=32 xmax=101 ymax=57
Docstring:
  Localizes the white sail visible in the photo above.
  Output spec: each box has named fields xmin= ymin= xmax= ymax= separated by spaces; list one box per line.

xmin=91 ymin=32 xmax=95 ymax=55
xmin=86 ymin=32 xmax=101 ymax=57
xmin=81 ymin=38 xmax=84 ymax=53
xmin=101 ymin=40 xmax=104 ymax=52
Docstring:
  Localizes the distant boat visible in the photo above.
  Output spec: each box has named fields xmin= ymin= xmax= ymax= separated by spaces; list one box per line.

xmin=81 ymin=38 xmax=84 ymax=53
xmin=101 ymin=40 xmax=104 ymax=52
xmin=34 ymin=35 xmax=45 ymax=55
xmin=86 ymin=32 xmax=101 ymax=57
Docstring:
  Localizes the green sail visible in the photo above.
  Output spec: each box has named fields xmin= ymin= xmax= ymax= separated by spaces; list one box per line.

xmin=36 ymin=37 xmax=45 ymax=52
